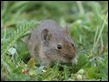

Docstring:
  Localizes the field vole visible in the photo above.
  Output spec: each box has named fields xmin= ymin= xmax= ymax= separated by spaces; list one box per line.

xmin=26 ymin=19 xmax=76 ymax=65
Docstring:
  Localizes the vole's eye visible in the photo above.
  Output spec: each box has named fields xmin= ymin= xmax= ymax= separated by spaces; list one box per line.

xmin=57 ymin=45 xmax=62 ymax=49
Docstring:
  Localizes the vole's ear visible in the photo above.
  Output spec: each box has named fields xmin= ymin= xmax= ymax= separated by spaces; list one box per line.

xmin=63 ymin=26 xmax=70 ymax=35
xmin=41 ymin=29 xmax=51 ymax=43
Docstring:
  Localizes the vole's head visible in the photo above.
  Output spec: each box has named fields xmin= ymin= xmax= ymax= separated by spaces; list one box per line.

xmin=41 ymin=21 xmax=76 ymax=64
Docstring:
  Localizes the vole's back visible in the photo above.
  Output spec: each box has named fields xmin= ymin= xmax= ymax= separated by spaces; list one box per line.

xmin=29 ymin=20 xmax=63 ymax=44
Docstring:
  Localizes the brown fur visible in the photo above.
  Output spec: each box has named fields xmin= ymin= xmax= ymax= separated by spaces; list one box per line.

xmin=26 ymin=19 xmax=76 ymax=65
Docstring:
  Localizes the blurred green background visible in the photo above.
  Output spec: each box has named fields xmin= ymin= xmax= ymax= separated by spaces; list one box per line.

xmin=1 ymin=1 xmax=108 ymax=81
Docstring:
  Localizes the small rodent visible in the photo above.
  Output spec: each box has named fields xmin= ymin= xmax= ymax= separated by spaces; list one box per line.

xmin=26 ymin=19 xmax=76 ymax=65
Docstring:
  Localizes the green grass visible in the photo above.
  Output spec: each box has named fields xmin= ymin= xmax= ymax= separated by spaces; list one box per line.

xmin=1 ymin=1 xmax=108 ymax=81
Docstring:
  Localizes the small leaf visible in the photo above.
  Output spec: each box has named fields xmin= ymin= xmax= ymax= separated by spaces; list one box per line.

xmin=36 ymin=66 xmax=45 ymax=75
xmin=27 ymin=57 xmax=36 ymax=68
xmin=8 ymin=47 xmax=17 ymax=56
xmin=77 ymin=69 xmax=85 ymax=75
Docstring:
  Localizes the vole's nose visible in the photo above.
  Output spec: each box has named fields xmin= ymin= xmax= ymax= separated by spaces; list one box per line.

xmin=64 ymin=54 xmax=74 ymax=60
xmin=68 ymin=55 xmax=74 ymax=60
